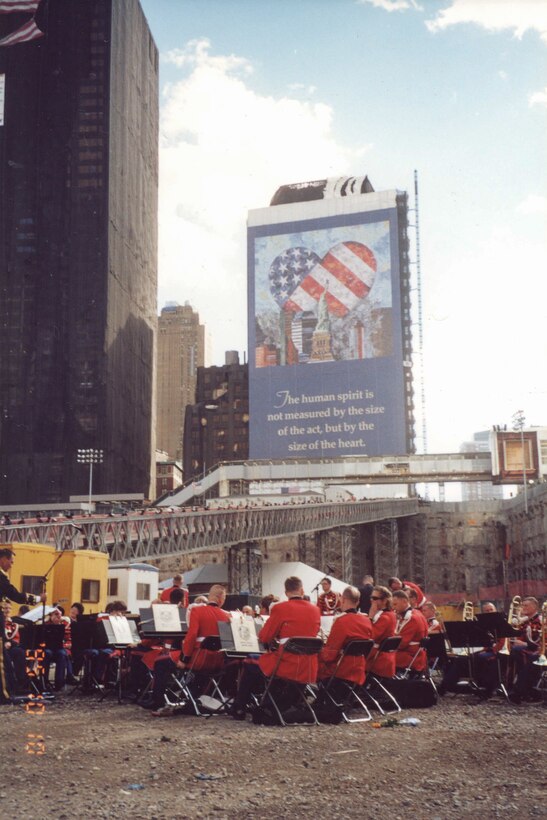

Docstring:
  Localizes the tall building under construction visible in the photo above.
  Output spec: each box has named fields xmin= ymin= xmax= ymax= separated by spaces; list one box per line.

xmin=0 ymin=0 xmax=158 ymax=503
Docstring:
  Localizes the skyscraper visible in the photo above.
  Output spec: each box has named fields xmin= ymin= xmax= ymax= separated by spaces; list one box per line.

xmin=156 ymin=302 xmax=205 ymax=462
xmin=0 ymin=0 xmax=158 ymax=503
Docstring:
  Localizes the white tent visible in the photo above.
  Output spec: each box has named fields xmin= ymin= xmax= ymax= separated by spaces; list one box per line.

xmin=262 ymin=561 xmax=347 ymax=604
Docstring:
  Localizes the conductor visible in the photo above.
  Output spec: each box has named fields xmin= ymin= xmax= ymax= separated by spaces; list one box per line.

xmin=1 ymin=548 xmax=47 ymax=700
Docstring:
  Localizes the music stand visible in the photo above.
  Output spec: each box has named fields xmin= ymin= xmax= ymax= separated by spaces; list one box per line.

xmin=443 ymin=621 xmax=491 ymax=691
xmin=96 ymin=616 xmax=140 ymax=704
xmin=68 ymin=615 xmax=99 ymax=694
xmin=475 ymin=613 xmax=521 ymax=699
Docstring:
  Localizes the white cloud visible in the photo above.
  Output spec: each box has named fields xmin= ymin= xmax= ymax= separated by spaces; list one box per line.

xmin=516 ymin=194 xmax=547 ymax=215
xmin=498 ymin=69 xmax=508 ymax=80
xmin=358 ymin=0 xmax=422 ymax=11
xmin=425 ymin=1 xmax=547 ymax=44
xmin=528 ymin=86 xmax=547 ymax=107
xmin=158 ymin=40 xmax=363 ymax=362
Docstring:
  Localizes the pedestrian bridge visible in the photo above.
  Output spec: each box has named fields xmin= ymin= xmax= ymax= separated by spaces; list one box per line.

xmin=1 ymin=497 xmax=420 ymax=563
xmin=159 ymin=452 xmax=493 ymax=507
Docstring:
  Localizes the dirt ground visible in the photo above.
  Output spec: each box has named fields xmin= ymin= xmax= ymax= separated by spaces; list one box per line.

xmin=1 ymin=692 xmax=545 ymax=819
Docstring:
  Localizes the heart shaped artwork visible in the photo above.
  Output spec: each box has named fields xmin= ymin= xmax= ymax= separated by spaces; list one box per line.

xmin=268 ymin=247 xmax=321 ymax=308
xmin=284 ymin=241 xmax=377 ymax=317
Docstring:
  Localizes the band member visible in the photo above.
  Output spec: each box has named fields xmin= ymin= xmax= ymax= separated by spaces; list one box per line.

xmin=508 ymin=596 xmax=542 ymax=703
xmin=43 ymin=609 xmax=78 ymax=690
xmin=231 ymin=576 xmax=320 ymax=719
xmin=161 ymin=574 xmax=189 ymax=607
xmin=150 ymin=585 xmax=230 ymax=714
xmin=392 ymin=590 xmax=428 ymax=674
xmin=0 ymin=548 xmax=46 ymax=702
xmin=357 ymin=575 xmax=374 ymax=614
xmin=317 ymin=586 xmax=373 ymax=685
xmin=366 ymin=586 xmax=397 ymax=678
xmin=2 ymin=601 xmax=28 ymax=695
xmin=388 ymin=577 xmax=427 ymax=608
xmin=422 ymin=601 xmax=442 ymax=634
xmin=317 ymin=578 xmax=341 ymax=615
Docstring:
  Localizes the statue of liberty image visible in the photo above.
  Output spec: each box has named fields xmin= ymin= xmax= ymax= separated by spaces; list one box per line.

xmin=310 ymin=286 xmax=334 ymax=361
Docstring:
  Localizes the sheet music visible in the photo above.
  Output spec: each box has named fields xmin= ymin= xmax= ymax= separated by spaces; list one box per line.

xmin=232 ymin=616 xmax=260 ymax=653
xmin=20 ymin=605 xmax=56 ymax=622
xmin=152 ymin=604 xmax=184 ymax=633
xmin=109 ymin=615 xmax=133 ymax=644
xmin=320 ymin=615 xmax=335 ymax=639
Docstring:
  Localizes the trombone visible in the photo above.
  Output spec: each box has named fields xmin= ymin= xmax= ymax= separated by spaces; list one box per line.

xmin=533 ymin=601 xmax=547 ymax=668
xmin=462 ymin=601 xmax=475 ymax=621
xmin=499 ymin=595 xmax=523 ymax=656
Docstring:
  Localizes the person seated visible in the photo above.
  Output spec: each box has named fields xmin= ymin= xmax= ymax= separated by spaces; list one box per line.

xmin=392 ymin=590 xmax=428 ymax=675
xmin=150 ymin=585 xmax=230 ymax=715
xmin=254 ymin=594 xmax=279 ymax=626
xmin=422 ymin=601 xmax=442 ymax=634
xmin=388 ymin=577 xmax=427 ymax=608
xmin=83 ymin=600 xmax=127 ymax=687
xmin=366 ymin=586 xmax=397 ymax=678
xmin=43 ymin=608 xmax=78 ymax=690
xmin=317 ymin=578 xmax=341 ymax=615
xmin=317 ymin=585 xmax=373 ymax=686
xmin=508 ymin=596 xmax=542 ymax=703
xmin=231 ymin=576 xmax=320 ymax=720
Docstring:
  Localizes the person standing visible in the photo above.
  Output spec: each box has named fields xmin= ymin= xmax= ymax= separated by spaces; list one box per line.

xmin=0 ymin=548 xmax=46 ymax=701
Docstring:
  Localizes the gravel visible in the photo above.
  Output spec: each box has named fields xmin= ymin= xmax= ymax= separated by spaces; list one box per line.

xmin=2 ymin=691 xmax=545 ymax=819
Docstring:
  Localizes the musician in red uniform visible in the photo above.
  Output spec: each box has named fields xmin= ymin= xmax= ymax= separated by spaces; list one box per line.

xmin=388 ymin=577 xmax=427 ymax=608
xmin=317 ymin=586 xmax=373 ymax=685
xmin=392 ymin=590 xmax=428 ymax=674
xmin=508 ymin=596 xmax=543 ymax=703
xmin=366 ymin=586 xmax=397 ymax=678
xmin=150 ymin=585 xmax=230 ymax=714
xmin=231 ymin=576 xmax=320 ymax=719
xmin=422 ymin=601 xmax=442 ymax=634
xmin=160 ymin=574 xmax=189 ymax=608
xmin=317 ymin=578 xmax=341 ymax=615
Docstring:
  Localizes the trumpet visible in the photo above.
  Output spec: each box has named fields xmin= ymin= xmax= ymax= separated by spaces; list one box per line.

xmin=533 ymin=601 xmax=547 ymax=667
xmin=462 ymin=601 xmax=475 ymax=621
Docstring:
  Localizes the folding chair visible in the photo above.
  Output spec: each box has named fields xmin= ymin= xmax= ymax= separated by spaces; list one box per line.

xmin=363 ymin=636 xmax=402 ymax=714
xmin=397 ymin=635 xmax=430 ymax=680
xmin=318 ymin=638 xmax=374 ymax=723
xmin=164 ymin=636 xmax=228 ymax=716
xmin=258 ymin=637 xmax=323 ymax=727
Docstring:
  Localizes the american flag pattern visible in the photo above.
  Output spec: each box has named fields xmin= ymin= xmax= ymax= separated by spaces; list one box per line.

xmin=0 ymin=0 xmax=40 ymax=13
xmin=268 ymin=246 xmax=320 ymax=308
xmin=0 ymin=16 xmax=42 ymax=45
xmin=284 ymin=240 xmax=377 ymax=317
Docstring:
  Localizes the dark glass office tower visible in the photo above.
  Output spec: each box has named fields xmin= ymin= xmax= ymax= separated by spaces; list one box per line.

xmin=0 ymin=0 xmax=158 ymax=503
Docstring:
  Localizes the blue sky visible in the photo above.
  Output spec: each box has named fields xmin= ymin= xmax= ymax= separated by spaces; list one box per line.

xmin=139 ymin=0 xmax=546 ymax=456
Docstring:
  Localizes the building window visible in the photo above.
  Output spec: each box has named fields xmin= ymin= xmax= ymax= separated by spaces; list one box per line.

xmin=21 ymin=576 xmax=43 ymax=596
xmin=108 ymin=578 xmax=118 ymax=596
xmin=136 ymin=583 xmax=150 ymax=600
xmin=81 ymin=579 xmax=100 ymax=603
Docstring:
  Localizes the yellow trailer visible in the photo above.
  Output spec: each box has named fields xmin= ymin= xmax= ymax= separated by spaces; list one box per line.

xmin=3 ymin=543 xmax=108 ymax=614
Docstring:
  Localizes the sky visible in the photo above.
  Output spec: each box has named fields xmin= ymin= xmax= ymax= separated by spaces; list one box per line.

xmin=139 ymin=0 xmax=546 ymax=456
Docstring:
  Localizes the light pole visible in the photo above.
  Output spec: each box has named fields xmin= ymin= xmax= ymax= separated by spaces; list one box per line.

xmin=511 ymin=410 xmax=528 ymax=513
xmin=197 ymin=403 xmax=218 ymax=480
xmin=76 ymin=448 xmax=104 ymax=511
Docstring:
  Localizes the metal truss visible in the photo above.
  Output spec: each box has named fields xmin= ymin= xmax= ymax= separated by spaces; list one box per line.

xmin=0 ymin=499 xmax=419 ymax=563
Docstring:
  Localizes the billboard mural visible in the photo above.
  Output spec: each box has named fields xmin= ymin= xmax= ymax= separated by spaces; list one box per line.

xmin=248 ymin=194 xmax=408 ymax=460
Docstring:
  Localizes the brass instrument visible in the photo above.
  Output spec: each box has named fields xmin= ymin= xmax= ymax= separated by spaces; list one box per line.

xmin=435 ymin=609 xmax=453 ymax=654
xmin=462 ymin=601 xmax=475 ymax=621
xmin=508 ymin=595 xmax=522 ymax=626
xmin=500 ymin=595 xmax=523 ymax=655
xmin=533 ymin=601 xmax=547 ymax=667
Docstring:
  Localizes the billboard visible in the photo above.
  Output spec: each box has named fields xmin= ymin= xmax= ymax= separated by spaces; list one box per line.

xmin=248 ymin=189 xmax=410 ymax=460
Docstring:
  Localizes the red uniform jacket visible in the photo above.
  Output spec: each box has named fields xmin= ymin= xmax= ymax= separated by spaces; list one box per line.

xmin=258 ymin=598 xmax=321 ymax=683
xmin=318 ymin=610 xmax=373 ymax=685
xmin=161 ymin=585 xmax=189 ymax=607
xmin=367 ymin=610 xmax=397 ymax=678
xmin=395 ymin=608 xmax=428 ymax=671
xmin=182 ymin=602 xmax=231 ymax=672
